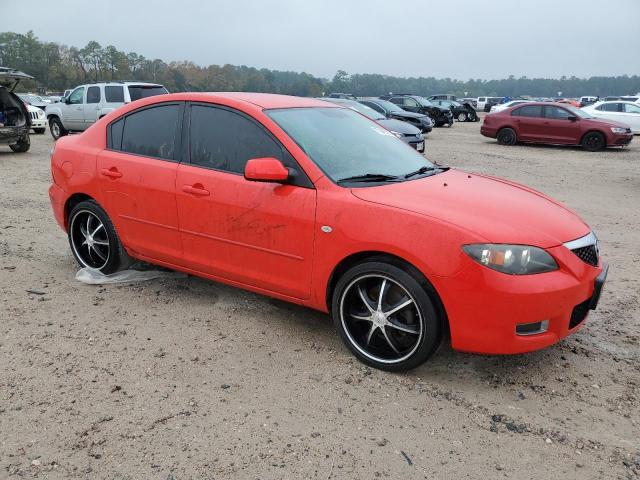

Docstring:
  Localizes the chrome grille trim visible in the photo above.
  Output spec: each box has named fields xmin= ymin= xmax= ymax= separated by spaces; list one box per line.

xmin=563 ymin=231 xmax=597 ymax=251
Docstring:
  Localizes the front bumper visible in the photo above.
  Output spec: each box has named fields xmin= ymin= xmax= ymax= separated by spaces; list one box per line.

xmin=611 ymin=133 xmax=633 ymax=146
xmin=436 ymin=244 xmax=606 ymax=354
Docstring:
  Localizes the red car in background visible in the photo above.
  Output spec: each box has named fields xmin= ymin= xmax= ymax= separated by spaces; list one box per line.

xmin=481 ymin=102 xmax=633 ymax=151
xmin=49 ymin=93 xmax=607 ymax=371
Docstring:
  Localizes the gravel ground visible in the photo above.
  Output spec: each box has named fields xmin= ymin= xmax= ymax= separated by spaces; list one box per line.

xmin=1 ymin=120 xmax=639 ymax=480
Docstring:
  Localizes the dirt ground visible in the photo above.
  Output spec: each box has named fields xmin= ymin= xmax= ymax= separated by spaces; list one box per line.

xmin=1 ymin=118 xmax=639 ymax=480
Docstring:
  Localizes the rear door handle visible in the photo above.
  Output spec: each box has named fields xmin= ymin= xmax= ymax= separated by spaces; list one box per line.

xmin=100 ymin=167 xmax=122 ymax=179
xmin=182 ymin=184 xmax=210 ymax=196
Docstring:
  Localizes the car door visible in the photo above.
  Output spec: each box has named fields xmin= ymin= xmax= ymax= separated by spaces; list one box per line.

xmin=84 ymin=85 xmax=102 ymax=126
xmin=542 ymin=105 xmax=581 ymax=144
xmin=97 ymin=102 xmax=184 ymax=264
xmin=511 ymin=105 xmax=545 ymax=142
xmin=621 ymin=103 xmax=640 ymax=132
xmin=397 ymin=97 xmax=420 ymax=113
xmin=175 ymin=103 xmax=316 ymax=299
xmin=64 ymin=86 xmax=85 ymax=130
xmin=594 ymin=102 xmax=622 ymax=123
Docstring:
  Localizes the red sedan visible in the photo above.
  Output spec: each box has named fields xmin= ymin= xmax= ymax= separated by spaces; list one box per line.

xmin=49 ymin=93 xmax=607 ymax=371
xmin=481 ymin=102 xmax=633 ymax=151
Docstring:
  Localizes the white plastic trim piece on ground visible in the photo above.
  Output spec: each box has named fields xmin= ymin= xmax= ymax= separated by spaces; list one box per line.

xmin=75 ymin=267 xmax=187 ymax=285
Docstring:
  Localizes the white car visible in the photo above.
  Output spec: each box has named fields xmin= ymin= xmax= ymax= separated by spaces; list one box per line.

xmin=582 ymin=101 xmax=640 ymax=134
xmin=26 ymin=104 xmax=47 ymax=134
xmin=489 ymin=100 xmax=531 ymax=114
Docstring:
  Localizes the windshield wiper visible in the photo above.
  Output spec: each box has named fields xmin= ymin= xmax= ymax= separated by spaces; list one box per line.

xmin=337 ymin=173 xmax=400 ymax=184
xmin=404 ymin=166 xmax=438 ymax=179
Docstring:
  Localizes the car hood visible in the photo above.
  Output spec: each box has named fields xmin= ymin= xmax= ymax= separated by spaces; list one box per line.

xmin=350 ymin=169 xmax=590 ymax=248
xmin=585 ymin=116 xmax=633 ymax=130
xmin=391 ymin=110 xmax=427 ymax=120
xmin=377 ymin=118 xmax=421 ymax=135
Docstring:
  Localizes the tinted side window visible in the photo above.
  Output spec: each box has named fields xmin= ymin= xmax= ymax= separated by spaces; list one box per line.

xmin=69 ymin=87 xmax=84 ymax=105
xmin=109 ymin=118 xmax=124 ymax=150
xmin=598 ymin=103 xmax=619 ymax=112
xmin=86 ymin=86 xmax=101 ymax=104
xmin=512 ymin=105 xmax=543 ymax=117
xmin=402 ymin=98 xmax=418 ymax=107
xmin=105 ymin=86 xmax=125 ymax=103
xmin=189 ymin=105 xmax=283 ymax=174
xmin=121 ymin=104 xmax=180 ymax=160
xmin=389 ymin=97 xmax=403 ymax=105
xmin=545 ymin=106 xmax=571 ymax=119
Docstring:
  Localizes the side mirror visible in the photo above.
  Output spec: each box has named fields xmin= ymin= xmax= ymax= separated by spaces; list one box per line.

xmin=567 ymin=115 xmax=578 ymax=122
xmin=244 ymin=157 xmax=289 ymax=183
xmin=64 ymin=96 xmax=71 ymax=104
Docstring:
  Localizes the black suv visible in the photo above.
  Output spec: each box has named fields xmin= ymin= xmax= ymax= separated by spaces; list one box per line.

xmin=358 ymin=97 xmax=433 ymax=133
xmin=0 ymin=67 xmax=32 ymax=153
xmin=379 ymin=94 xmax=454 ymax=127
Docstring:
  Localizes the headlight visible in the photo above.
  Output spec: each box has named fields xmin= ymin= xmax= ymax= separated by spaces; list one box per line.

xmin=611 ymin=127 xmax=628 ymax=134
xmin=390 ymin=130 xmax=404 ymax=138
xmin=463 ymin=244 xmax=558 ymax=275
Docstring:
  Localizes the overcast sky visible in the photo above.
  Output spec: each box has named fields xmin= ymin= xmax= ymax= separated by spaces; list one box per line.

xmin=2 ymin=0 xmax=639 ymax=80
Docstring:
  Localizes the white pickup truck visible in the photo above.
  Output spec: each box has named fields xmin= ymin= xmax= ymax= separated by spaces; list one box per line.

xmin=45 ymin=81 xmax=167 ymax=139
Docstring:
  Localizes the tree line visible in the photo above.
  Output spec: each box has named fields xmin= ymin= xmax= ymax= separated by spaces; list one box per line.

xmin=1 ymin=31 xmax=638 ymax=98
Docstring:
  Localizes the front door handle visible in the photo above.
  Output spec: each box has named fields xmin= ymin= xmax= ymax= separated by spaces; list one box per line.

xmin=182 ymin=184 xmax=210 ymax=196
xmin=100 ymin=167 xmax=122 ymax=179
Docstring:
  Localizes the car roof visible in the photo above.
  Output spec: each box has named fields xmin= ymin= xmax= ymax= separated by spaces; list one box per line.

xmin=182 ymin=92 xmax=337 ymax=109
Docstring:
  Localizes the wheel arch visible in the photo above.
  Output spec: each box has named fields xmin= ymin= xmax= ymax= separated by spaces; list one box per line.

xmin=325 ymin=251 xmax=450 ymax=338
xmin=64 ymin=193 xmax=96 ymax=228
xmin=580 ymin=129 xmax=607 ymax=147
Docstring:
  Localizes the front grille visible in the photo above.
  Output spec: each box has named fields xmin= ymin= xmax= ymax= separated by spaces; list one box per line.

xmin=30 ymin=111 xmax=38 ymax=120
xmin=569 ymin=298 xmax=590 ymax=329
xmin=571 ymin=245 xmax=598 ymax=266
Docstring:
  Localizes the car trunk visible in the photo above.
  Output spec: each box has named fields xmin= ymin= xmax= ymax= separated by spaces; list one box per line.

xmin=0 ymin=88 xmax=29 ymax=128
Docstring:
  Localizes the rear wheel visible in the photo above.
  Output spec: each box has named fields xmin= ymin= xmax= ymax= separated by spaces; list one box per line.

xmin=497 ymin=127 xmax=517 ymax=145
xmin=332 ymin=261 xmax=441 ymax=371
xmin=68 ymin=200 xmax=128 ymax=274
xmin=457 ymin=112 xmax=468 ymax=122
xmin=581 ymin=131 xmax=605 ymax=152
xmin=49 ymin=117 xmax=67 ymax=140
xmin=9 ymin=135 xmax=30 ymax=153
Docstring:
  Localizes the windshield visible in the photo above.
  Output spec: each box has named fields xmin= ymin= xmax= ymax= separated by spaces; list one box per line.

xmin=127 ymin=85 xmax=168 ymax=101
xmin=564 ymin=105 xmax=593 ymax=119
xmin=267 ymin=107 xmax=434 ymax=184
xmin=373 ymin=99 xmax=405 ymax=113
xmin=333 ymin=100 xmax=385 ymax=121
xmin=414 ymin=96 xmax=435 ymax=107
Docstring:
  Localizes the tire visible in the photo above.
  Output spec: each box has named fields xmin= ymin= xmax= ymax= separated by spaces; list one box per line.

xmin=497 ymin=127 xmax=517 ymax=146
xmin=9 ymin=134 xmax=30 ymax=153
xmin=332 ymin=260 xmax=441 ymax=371
xmin=457 ymin=112 xmax=468 ymax=122
xmin=49 ymin=117 xmax=67 ymax=140
xmin=67 ymin=200 xmax=129 ymax=274
xmin=581 ymin=131 xmax=605 ymax=152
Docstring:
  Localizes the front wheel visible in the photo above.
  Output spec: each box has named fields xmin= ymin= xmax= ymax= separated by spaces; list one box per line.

xmin=68 ymin=200 xmax=129 ymax=274
xmin=457 ymin=112 xmax=468 ymax=122
xmin=581 ymin=131 xmax=605 ymax=152
xmin=497 ymin=127 xmax=517 ymax=145
xmin=9 ymin=135 xmax=30 ymax=153
xmin=49 ymin=117 xmax=67 ymax=140
xmin=332 ymin=261 xmax=441 ymax=371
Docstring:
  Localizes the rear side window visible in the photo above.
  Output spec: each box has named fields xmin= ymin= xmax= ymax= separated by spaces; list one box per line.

xmin=545 ymin=106 xmax=571 ymax=119
xmin=128 ymin=85 xmax=168 ymax=101
xmin=512 ymin=105 xmax=543 ymax=117
xmin=105 ymin=86 xmax=125 ymax=103
xmin=86 ymin=86 xmax=101 ymax=104
xmin=597 ymin=103 xmax=621 ymax=112
xmin=109 ymin=118 xmax=124 ymax=150
xmin=119 ymin=104 xmax=180 ymax=160
xmin=478 ymin=97 xmax=486 ymax=102
xmin=189 ymin=105 xmax=283 ymax=174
